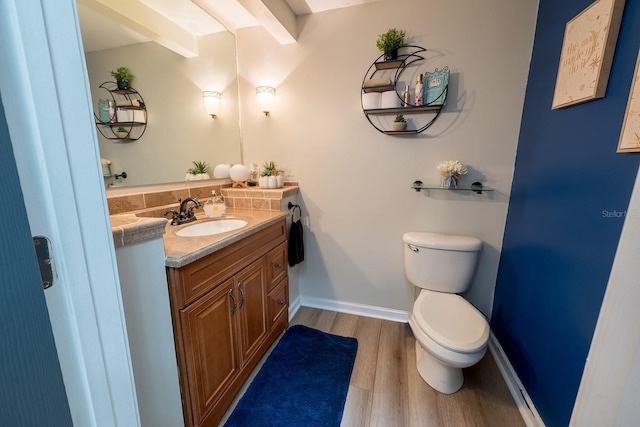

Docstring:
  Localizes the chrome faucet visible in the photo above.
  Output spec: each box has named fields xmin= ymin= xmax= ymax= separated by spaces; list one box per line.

xmin=164 ymin=197 xmax=201 ymax=226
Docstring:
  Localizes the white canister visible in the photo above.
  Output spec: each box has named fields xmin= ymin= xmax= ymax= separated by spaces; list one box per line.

xmin=229 ymin=164 xmax=250 ymax=182
xmin=213 ymin=164 xmax=231 ymax=178
xmin=380 ymin=91 xmax=401 ymax=109
xmin=362 ymin=92 xmax=381 ymax=110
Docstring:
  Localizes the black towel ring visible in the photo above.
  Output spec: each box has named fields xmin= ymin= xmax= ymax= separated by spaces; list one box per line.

xmin=288 ymin=202 xmax=302 ymax=221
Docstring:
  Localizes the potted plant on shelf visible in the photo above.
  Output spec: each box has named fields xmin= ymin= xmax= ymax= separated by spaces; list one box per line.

xmin=259 ymin=161 xmax=284 ymax=188
xmin=392 ymin=114 xmax=407 ymax=131
xmin=376 ymin=28 xmax=407 ymax=61
xmin=110 ymin=66 xmax=135 ymax=90
xmin=116 ymin=126 xmax=128 ymax=139
xmin=185 ymin=160 xmax=210 ymax=181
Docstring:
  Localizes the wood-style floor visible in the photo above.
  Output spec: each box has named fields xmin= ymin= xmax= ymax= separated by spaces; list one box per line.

xmin=221 ymin=306 xmax=526 ymax=427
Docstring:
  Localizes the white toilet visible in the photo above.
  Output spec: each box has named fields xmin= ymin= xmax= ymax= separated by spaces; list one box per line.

xmin=403 ymin=231 xmax=489 ymax=394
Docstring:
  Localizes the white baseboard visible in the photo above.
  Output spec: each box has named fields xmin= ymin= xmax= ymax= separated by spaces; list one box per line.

xmin=489 ymin=332 xmax=546 ymax=427
xmin=299 ymin=296 xmax=410 ymax=323
xmin=288 ymin=296 xmax=301 ymax=321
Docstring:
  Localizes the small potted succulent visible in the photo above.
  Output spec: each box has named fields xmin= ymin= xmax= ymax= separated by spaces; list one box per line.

xmin=116 ymin=126 xmax=128 ymax=139
xmin=110 ymin=66 xmax=135 ymax=90
xmin=259 ymin=161 xmax=284 ymax=188
xmin=392 ymin=114 xmax=407 ymax=131
xmin=185 ymin=160 xmax=210 ymax=181
xmin=376 ymin=28 xmax=407 ymax=61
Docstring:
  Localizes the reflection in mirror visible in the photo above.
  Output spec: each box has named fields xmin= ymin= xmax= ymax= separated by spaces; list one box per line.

xmin=78 ymin=3 xmax=242 ymax=187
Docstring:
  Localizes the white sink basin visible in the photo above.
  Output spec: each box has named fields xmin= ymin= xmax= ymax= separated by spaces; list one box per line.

xmin=175 ymin=219 xmax=248 ymax=237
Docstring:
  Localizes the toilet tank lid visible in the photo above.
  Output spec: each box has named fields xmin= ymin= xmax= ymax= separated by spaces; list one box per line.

xmin=403 ymin=232 xmax=482 ymax=251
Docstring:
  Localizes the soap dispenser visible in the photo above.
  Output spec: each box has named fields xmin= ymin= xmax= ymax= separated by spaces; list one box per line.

xmin=203 ymin=190 xmax=226 ymax=218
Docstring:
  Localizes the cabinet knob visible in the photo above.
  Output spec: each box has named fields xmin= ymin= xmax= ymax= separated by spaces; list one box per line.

xmin=276 ymin=263 xmax=283 ymax=269
xmin=278 ymin=299 xmax=285 ymax=305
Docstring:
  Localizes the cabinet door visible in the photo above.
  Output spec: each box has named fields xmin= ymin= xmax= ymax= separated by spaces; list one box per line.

xmin=180 ymin=278 xmax=240 ymax=425
xmin=236 ymin=258 xmax=268 ymax=364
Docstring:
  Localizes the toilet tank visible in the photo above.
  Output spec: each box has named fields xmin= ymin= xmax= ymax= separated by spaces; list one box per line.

xmin=403 ymin=232 xmax=482 ymax=293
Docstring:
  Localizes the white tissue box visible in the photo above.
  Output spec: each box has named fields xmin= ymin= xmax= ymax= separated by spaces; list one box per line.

xmin=381 ymin=91 xmax=401 ymax=109
xmin=116 ymin=109 xmax=146 ymax=123
xmin=132 ymin=110 xmax=146 ymax=123
xmin=116 ymin=109 xmax=132 ymax=122
xmin=362 ymin=92 xmax=381 ymax=110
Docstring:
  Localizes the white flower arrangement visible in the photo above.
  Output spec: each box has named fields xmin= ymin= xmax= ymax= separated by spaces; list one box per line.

xmin=437 ymin=160 xmax=468 ymax=177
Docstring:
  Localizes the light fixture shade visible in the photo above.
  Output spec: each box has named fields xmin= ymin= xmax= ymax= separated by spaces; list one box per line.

xmin=203 ymin=91 xmax=221 ymax=118
xmin=256 ymin=86 xmax=276 ymax=115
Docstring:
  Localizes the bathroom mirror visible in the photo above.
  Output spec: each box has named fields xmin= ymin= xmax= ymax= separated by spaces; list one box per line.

xmin=78 ymin=2 xmax=242 ymax=187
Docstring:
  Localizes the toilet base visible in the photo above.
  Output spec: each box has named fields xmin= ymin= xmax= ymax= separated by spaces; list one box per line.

xmin=415 ymin=341 xmax=463 ymax=394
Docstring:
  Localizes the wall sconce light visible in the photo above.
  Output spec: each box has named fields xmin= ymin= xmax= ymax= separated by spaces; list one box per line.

xmin=256 ymin=86 xmax=276 ymax=116
xmin=203 ymin=91 xmax=221 ymax=119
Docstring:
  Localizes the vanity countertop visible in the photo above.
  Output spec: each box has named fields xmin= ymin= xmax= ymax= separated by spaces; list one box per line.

xmin=163 ymin=208 xmax=288 ymax=268
xmin=110 ymin=214 xmax=167 ymax=248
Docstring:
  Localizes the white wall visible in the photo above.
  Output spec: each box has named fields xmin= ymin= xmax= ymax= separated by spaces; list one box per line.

xmin=237 ymin=0 xmax=538 ymax=317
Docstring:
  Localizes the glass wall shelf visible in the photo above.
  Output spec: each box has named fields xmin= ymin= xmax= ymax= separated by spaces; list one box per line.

xmin=411 ymin=181 xmax=492 ymax=194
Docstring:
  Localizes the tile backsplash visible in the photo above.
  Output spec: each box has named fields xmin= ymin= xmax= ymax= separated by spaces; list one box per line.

xmin=107 ymin=182 xmax=298 ymax=217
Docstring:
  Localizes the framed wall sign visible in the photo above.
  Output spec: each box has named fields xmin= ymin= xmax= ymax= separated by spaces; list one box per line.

xmin=551 ymin=0 xmax=626 ymax=109
xmin=617 ymin=50 xmax=640 ymax=153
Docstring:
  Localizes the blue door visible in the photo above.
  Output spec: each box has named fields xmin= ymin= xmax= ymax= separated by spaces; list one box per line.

xmin=0 ymin=97 xmax=73 ymax=425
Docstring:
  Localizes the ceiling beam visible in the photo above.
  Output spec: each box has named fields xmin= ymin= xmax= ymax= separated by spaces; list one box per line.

xmin=238 ymin=0 xmax=297 ymax=44
xmin=78 ymin=0 xmax=199 ymax=57
xmin=191 ymin=0 xmax=237 ymax=35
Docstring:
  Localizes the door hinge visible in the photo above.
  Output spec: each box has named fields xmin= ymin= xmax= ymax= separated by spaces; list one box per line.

xmin=33 ymin=235 xmax=54 ymax=289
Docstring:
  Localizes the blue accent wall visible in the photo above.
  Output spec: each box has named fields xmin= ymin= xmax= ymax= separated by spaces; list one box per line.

xmin=491 ymin=1 xmax=640 ymax=426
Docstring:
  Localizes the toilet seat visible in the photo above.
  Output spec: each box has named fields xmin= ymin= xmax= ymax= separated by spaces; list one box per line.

xmin=413 ymin=290 xmax=489 ymax=353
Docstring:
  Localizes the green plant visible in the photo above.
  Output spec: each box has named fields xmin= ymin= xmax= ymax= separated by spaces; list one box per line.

xmin=376 ymin=28 xmax=407 ymax=53
xmin=110 ymin=66 xmax=135 ymax=83
xmin=260 ymin=161 xmax=278 ymax=177
xmin=117 ymin=126 xmax=126 ymax=132
xmin=189 ymin=160 xmax=209 ymax=175
xmin=394 ymin=114 xmax=406 ymax=123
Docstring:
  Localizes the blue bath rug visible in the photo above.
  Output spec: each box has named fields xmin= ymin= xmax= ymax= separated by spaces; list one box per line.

xmin=224 ymin=325 xmax=358 ymax=427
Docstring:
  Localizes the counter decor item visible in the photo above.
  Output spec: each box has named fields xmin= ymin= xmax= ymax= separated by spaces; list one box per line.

xmin=392 ymin=114 xmax=407 ymax=131
xmin=203 ymin=190 xmax=226 ymax=218
xmin=229 ymin=164 xmax=250 ymax=187
xmin=185 ymin=160 xmax=210 ymax=181
xmin=437 ymin=160 xmax=468 ymax=189
xmin=213 ymin=163 xmax=231 ymax=178
xmin=110 ymin=66 xmax=135 ymax=91
xmin=376 ymin=27 xmax=407 ymax=61
xmin=258 ymin=161 xmax=284 ymax=188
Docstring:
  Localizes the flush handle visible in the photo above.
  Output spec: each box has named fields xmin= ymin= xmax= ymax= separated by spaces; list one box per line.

xmin=407 ymin=244 xmax=419 ymax=253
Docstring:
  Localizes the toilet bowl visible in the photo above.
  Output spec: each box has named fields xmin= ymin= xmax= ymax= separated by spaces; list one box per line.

xmin=403 ymin=231 xmax=489 ymax=394
xmin=409 ymin=289 xmax=489 ymax=394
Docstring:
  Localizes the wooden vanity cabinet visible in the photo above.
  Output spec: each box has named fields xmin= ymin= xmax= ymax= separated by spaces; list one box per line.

xmin=167 ymin=219 xmax=289 ymax=427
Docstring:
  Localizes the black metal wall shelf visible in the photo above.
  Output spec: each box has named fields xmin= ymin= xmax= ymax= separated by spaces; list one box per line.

xmin=361 ymin=45 xmax=448 ymax=135
xmin=94 ymin=81 xmax=147 ymax=142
